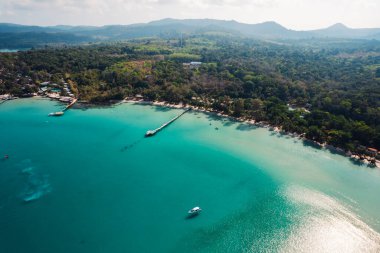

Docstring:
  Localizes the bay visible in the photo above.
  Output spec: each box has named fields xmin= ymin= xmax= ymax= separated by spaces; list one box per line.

xmin=0 ymin=49 xmax=29 ymax=53
xmin=0 ymin=98 xmax=379 ymax=252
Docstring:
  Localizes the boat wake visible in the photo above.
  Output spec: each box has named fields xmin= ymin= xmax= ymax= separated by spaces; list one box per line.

xmin=20 ymin=166 xmax=51 ymax=202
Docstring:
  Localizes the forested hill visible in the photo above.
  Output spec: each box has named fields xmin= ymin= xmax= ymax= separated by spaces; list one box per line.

xmin=1 ymin=36 xmax=379 ymax=155
xmin=1 ymin=19 xmax=380 ymax=49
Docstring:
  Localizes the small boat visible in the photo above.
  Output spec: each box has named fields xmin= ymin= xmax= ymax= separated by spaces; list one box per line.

xmin=48 ymin=111 xmax=64 ymax=117
xmin=188 ymin=206 xmax=202 ymax=215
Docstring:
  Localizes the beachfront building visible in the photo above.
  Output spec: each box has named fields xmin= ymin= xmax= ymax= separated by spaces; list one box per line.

xmin=190 ymin=61 xmax=202 ymax=66
xmin=367 ymin=148 xmax=378 ymax=157
xmin=0 ymin=94 xmax=12 ymax=100
xmin=40 ymin=81 xmax=50 ymax=86
xmin=183 ymin=62 xmax=203 ymax=69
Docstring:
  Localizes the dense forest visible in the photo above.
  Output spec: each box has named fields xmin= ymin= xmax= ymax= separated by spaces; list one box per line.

xmin=0 ymin=35 xmax=379 ymax=155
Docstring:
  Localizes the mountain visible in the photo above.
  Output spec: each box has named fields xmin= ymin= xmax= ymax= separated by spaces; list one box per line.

xmin=52 ymin=25 xmax=104 ymax=33
xmin=145 ymin=19 xmax=308 ymax=39
xmin=0 ymin=23 xmax=60 ymax=33
xmin=1 ymin=19 xmax=380 ymax=49
xmin=312 ymin=23 xmax=380 ymax=39
xmin=0 ymin=32 xmax=93 ymax=49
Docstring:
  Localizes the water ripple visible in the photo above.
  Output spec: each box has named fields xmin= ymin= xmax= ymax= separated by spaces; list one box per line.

xmin=20 ymin=165 xmax=51 ymax=202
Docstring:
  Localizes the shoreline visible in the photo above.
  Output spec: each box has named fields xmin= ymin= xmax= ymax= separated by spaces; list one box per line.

xmin=3 ymin=95 xmax=380 ymax=168
xmin=122 ymin=98 xmax=380 ymax=168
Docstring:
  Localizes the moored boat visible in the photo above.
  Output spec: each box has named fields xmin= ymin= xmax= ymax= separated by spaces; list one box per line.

xmin=188 ymin=206 xmax=202 ymax=215
xmin=48 ymin=111 xmax=64 ymax=116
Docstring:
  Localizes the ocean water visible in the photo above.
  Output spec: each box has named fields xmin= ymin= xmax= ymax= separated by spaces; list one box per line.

xmin=0 ymin=49 xmax=28 ymax=53
xmin=0 ymin=98 xmax=380 ymax=253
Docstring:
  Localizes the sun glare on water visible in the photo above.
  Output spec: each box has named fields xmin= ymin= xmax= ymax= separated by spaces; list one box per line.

xmin=280 ymin=186 xmax=380 ymax=252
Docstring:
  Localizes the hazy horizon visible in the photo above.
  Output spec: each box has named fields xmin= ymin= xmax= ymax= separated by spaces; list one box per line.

xmin=0 ymin=0 xmax=379 ymax=30
xmin=0 ymin=18 xmax=378 ymax=31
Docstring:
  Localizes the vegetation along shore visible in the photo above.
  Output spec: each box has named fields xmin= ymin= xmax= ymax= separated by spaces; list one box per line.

xmin=0 ymin=35 xmax=379 ymax=166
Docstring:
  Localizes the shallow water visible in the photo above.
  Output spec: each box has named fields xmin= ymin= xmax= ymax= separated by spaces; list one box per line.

xmin=0 ymin=98 xmax=379 ymax=252
xmin=0 ymin=48 xmax=28 ymax=52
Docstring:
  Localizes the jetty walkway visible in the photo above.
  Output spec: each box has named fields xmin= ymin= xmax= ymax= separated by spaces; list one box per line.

xmin=63 ymin=98 xmax=78 ymax=111
xmin=48 ymin=98 xmax=78 ymax=116
xmin=145 ymin=108 xmax=191 ymax=137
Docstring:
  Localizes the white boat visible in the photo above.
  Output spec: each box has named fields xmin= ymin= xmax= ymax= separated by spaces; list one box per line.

xmin=188 ymin=206 xmax=202 ymax=215
xmin=48 ymin=111 xmax=64 ymax=116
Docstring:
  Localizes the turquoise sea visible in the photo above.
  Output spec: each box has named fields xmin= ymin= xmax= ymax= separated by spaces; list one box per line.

xmin=0 ymin=49 xmax=29 ymax=53
xmin=1 ymin=98 xmax=380 ymax=253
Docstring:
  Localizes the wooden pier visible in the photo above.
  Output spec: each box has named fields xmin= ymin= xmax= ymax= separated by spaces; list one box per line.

xmin=63 ymin=98 xmax=78 ymax=111
xmin=145 ymin=108 xmax=191 ymax=137
xmin=48 ymin=98 xmax=78 ymax=116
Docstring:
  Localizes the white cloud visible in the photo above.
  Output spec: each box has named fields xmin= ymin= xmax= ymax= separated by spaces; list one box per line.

xmin=0 ymin=0 xmax=379 ymax=29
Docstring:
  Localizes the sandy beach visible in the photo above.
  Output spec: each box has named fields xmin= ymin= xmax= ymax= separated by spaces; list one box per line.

xmin=122 ymin=98 xmax=380 ymax=168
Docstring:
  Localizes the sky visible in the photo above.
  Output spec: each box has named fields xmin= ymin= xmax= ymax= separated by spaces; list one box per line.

xmin=0 ymin=0 xmax=379 ymax=30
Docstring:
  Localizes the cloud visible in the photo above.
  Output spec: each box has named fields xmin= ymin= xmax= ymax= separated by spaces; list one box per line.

xmin=2 ymin=0 xmax=277 ymax=12
xmin=0 ymin=0 xmax=379 ymax=29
